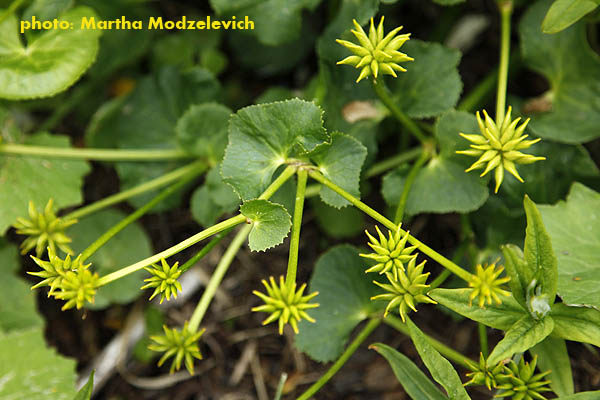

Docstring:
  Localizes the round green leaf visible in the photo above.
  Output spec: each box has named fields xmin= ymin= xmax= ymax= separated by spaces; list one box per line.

xmin=240 ymin=199 xmax=291 ymax=252
xmin=0 ymin=6 xmax=102 ymax=100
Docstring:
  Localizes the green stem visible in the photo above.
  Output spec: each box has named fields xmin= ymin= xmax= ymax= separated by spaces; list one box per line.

xmin=0 ymin=0 xmax=25 ymax=24
xmin=96 ymin=214 xmax=247 ymax=287
xmin=458 ymin=67 xmax=498 ymax=113
xmin=179 ymin=228 xmax=233 ymax=273
xmin=394 ymin=150 xmax=430 ymax=224
xmin=0 ymin=143 xmax=194 ymax=161
xmin=296 ymin=318 xmax=381 ymax=400
xmin=304 ymin=147 xmax=423 ymax=199
xmin=64 ymin=161 xmax=206 ymax=221
xmin=371 ymin=79 xmax=428 ymax=144
xmin=96 ymin=166 xmax=295 ymax=287
xmin=429 ymin=269 xmax=452 ymax=290
xmin=285 ymin=168 xmax=307 ymax=288
xmin=273 ymin=373 xmax=288 ymax=400
xmin=496 ymin=0 xmax=513 ymax=122
xmin=188 ymin=225 xmax=252 ymax=332
xmin=307 ymin=170 xmax=473 ymax=283
xmin=478 ymin=323 xmax=489 ymax=359
xmin=80 ymin=172 xmax=198 ymax=261
xmin=384 ymin=314 xmax=472 ymax=369
xmin=365 ymin=147 xmax=423 ymax=178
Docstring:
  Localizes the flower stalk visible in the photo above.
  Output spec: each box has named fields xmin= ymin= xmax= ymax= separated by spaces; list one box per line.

xmin=285 ymin=168 xmax=307 ymax=288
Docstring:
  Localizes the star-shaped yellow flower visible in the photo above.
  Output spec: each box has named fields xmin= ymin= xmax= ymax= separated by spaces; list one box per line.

xmin=336 ymin=17 xmax=413 ymax=82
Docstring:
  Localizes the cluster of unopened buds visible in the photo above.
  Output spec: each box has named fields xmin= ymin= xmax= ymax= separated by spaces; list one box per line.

xmin=251 ymin=276 xmax=319 ymax=334
xmin=29 ymin=246 xmax=98 ymax=310
xmin=466 ymin=354 xmax=552 ymax=400
xmin=361 ymin=225 xmax=436 ymax=322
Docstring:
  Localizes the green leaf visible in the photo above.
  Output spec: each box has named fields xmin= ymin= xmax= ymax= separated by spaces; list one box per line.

xmin=553 ymin=391 xmax=600 ymax=399
xmin=550 ymin=302 xmax=600 ymax=347
xmin=542 ymin=0 xmax=598 ymax=33
xmin=68 ymin=209 xmax=153 ymax=309
xmin=407 ymin=319 xmax=471 ymax=400
xmin=0 ymin=132 xmax=90 ymax=235
xmin=175 ymin=102 xmax=231 ymax=162
xmin=520 ymin=0 xmax=600 ymax=143
xmin=501 ymin=244 xmax=528 ymax=310
xmin=370 ymin=342 xmax=448 ymax=400
xmin=221 ymin=99 xmax=328 ymax=200
xmin=429 ymin=288 xmax=526 ymax=331
xmin=382 ymin=111 xmax=489 ymax=215
xmin=191 ymin=167 xmax=240 ymax=227
xmin=73 ymin=370 xmax=94 ymax=400
xmin=209 ymin=0 xmax=320 ymax=45
xmin=295 ymin=245 xmax=382 ymax=362
xmin=487 ymin=315 xmax=554 ymax=367
xmin=0 ymin=6 xmax=102 ymax=100
xmin=23 ymin=0 xmax=73 ymax=21
xmin=311 ymin=132 xmax=367 ymax=208
xmin=530 ymin=337 xmax=574 ymax=397
xmin=87 ymin=66 xmax=219 ymax=210
xmin=311 ymin=198 xmax=365 ymax=238
xmin=523 ymin=195 xmax=558 ymax=306
xmin=0 ymin=328 xmax=77 ymax=399
xmin=0 ymin=240 xmax=44 ymax=332
xmin=240 ymin=199 xmax=291 ymax=252
xmin=538 ymin=183 xmax=600 ymax=308
xmin=389 ymin=40 xmax=462 ymax=119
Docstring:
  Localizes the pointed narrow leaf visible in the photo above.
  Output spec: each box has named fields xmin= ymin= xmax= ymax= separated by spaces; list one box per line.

xmin=240 ymin=199 xmax=292 ymax=252
xmin=501 ymin=244 xmax=528 ymax=310
xmin=407 ymin=319 xmax=470 ymax=400
xmin=487 ymin=315 xmax=554 ymax=366
xmin=542 ymin=0 xmax=598 ymax=34
xmin=370 ymin=343 xmax=448 ymax=400
xmin=523 ymin=195 xmax=558 ymax=304
xmin=551 ymin=303 xmax=600 ymax=347
xmin=429 ymin=288 xmax=526 ymax=331
xmin=74 ymin=371 xmax=94 ymax=400
xmin=530 ymin=337 xmax=574 ymax=397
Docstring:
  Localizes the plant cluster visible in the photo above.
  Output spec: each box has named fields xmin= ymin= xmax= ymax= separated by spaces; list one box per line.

xmin=0 ymin=0 xmax=599 ymax=399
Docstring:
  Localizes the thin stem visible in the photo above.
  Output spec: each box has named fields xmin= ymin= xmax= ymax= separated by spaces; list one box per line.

xmin=371 ymin=79 xmax=428 ymax=144
xmin=365 ymin=147 xmax=423 ymax=178
xmin=429 ymin=269 xmax=452 ymax=290
xmin=496 ymin=0 xmax=513 ymax=122
xmin=96 ymin=166 xmax=295 ymax=287
xmin=258 ymin=166 xmax=296 ymax=200
xmin=394 ymin=150 xmax=430 ymax=224
xmin=188 ymin=225 xmax=252 ymax=332
xmin=307 ymin=170 xmax=473 ymax=283
xmin=96 ymin=214 xmax=247 ymax=287
xmin=297 ymin=318 xmax=381 ymax=400
xmin=80 ymin=172 xmax=198 ymax=261
xmin=0 ymin=0 xmax=25 ymax=24
xmin=0 ymin=143 xmax=194 ymax=161
xmin=64 ymin=161 xmax=206 ymax=220
xmin=179 ymin=228 xmax=233 ymax=273
xmin=458 ymin=67 xmax=498 ymax=113
xmin=285 ymin=168 xmax=307 ymax=288
xmin=384 ymin=314 xmax=472 ymax=369
xmin=478 ymin=323 xmax=489 ymax=359
xmin=273 ymin=373 xmax=288 ymax=400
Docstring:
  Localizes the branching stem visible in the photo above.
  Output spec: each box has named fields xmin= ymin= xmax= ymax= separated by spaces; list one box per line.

xmin=64 ymin=161 xmax=206 ymax=221
xmin=307 ymin=170 xmax=473 ymax=283
xmin=285 ymin=168 xmax=307 ymax=288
